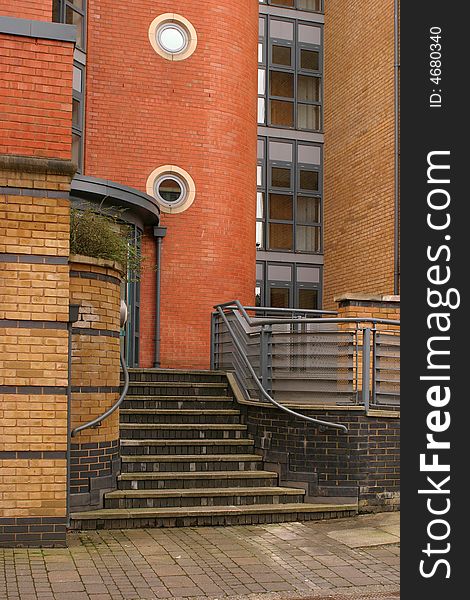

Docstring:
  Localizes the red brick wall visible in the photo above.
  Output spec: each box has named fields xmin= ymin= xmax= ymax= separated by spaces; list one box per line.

xmin=0 ymin=0 xmax=52 ymax=21
xmin=84 ymin=1 xmax=258 ymax=369
xmin=323 ymin=0 xmax=396 ymax=308
xmin=0 ymin=34 xmax=73 ymax=159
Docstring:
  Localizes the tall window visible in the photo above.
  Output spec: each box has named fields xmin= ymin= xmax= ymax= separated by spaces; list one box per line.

xmin=256 ymin=261 xmax=322 ymax=309
xmin=260 ymin=0 xmax=323 ymax=12
xmin=53 ymin=1 xmax=87 ymax=172
xmin=53 ymin=1 xmax=86 ymax=51
xmin=257 ymin=138 xmax=322 ymax=253
xmin=258 ymin=16 xmax=322 ymax=131
xmin=72 ymin=63 xmax=85 ymax=172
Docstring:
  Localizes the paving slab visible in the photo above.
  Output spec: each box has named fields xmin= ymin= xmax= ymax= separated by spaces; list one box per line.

xmin=0 ymin=512 xmax=399 ymax=599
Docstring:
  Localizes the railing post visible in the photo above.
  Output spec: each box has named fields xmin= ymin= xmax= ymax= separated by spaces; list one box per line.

xmin=210 ymin=312 xmax=217 ymax=370
xmin=371 ymin=328 xmax=377 ymax=406
xmin=260 ymin=324 xmax=272 ymax=395
xmin=362 ymin=327 xmax=371 ymax=410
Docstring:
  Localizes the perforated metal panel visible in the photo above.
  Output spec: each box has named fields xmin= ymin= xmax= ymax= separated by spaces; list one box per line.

xmin=373 ymin=332 xmax=400 ymax=407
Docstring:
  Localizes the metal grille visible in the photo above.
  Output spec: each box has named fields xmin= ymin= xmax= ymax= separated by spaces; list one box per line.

xmin=213 ymin=313 xmax=356 ymax=406
xmin=373 ymin=331 xmax=400 ymax=407
xmin=212 ymin=304 xmax=400 ymax=412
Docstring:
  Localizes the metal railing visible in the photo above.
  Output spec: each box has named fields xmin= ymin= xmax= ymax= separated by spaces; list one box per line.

xmin=71 ymin=346 xmax=129 ymax=437
xmin=71 ymin=301 xmax=130 ymax=437
xmin=211 ymin=301 xmax=400 ymax=426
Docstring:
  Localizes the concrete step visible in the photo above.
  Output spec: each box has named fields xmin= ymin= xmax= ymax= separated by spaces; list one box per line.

xmin=117 ymin=470 xmax=278 ymax=490
xmin=120 ymin=409 xmax=241 ymax=425
xmin=104 ymin=486 xmax=305 ymax=509
xmin=121 ymin=396 xmax=235 ymax=410
xmin=126 ymin=382 xmax=231 ymax=397
xmin=127 ymin=369 xmax=228 ymax=384
xmin=121 ymin=454 xmax=264 ymax=473
xmin=69 ymin=502 xmax=359 ymax=530
xmin=120 ymin=423 xmax=247 ymax=440
xmin=120 ymin=439 xmax=255 ymax=456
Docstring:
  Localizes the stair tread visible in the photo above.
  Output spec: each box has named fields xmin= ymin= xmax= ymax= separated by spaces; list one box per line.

xmin=120 ymin=439 xmax=253 ymax=446
xmin=119 ymin=470 xmax=273 ymax=480
xmin=71 ymin=502 xmax=358 ymax=520
xmin=128 ymin=382 xmax=228 ymax=387
xmin=120 ymin=423 xmax=246 ymax=429
xmin=107 ymin=486 xmax=301 ymax=499
xmin=120 ymin=409 xmax=239 ymax=415
xmin=122 ymin=454 xmax=261 ymax=462
xmin=128 ymin=369 xmax=227 ymax=375
xmin=124 ymin=396 xmax=233 ymax=400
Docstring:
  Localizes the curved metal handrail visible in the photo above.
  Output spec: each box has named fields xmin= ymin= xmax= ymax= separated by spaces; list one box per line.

xmin=71 ymin=345 xmax=129 ymax=437
xmin=215 ymin=304 xmax=349 ymax=433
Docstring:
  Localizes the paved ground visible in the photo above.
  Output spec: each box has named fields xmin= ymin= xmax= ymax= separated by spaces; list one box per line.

xmin=0 ymin=513 xmax=399 ymax=600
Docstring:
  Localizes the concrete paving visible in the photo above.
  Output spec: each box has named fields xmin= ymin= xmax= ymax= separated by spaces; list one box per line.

xmin=0 ymin=513 xmax=399 ymax=600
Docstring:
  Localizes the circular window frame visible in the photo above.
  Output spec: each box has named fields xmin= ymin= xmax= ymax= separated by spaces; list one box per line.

xmin=148 ymin=14 xmax=197 ymax=61
xmin=154 ymin=174 xmax=187 ymax=208
xmin=146 ymin=166 xmax=196 ymax=214
xmin=157 ymin=23 xmax=188 ymax=54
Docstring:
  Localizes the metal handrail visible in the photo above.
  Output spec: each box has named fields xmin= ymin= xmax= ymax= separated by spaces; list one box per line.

xmin=71 ymin=345 xmax=129 ymax=437
xmin=217 ymin=301 xmax=399 ymax=328
xmin=214 ymin=303 xmax=349 ymax=433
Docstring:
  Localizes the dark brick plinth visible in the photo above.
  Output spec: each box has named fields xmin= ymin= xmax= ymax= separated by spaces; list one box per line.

xmin=240 ymin=405 xmax=400 ymax=512
xmin=70 ymin=439 xmax=120 ymax=511
xmin=0 ymin=517 xmax=67 ymax=547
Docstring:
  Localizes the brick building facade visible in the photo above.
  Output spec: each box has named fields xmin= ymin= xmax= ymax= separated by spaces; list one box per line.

xmin=1 ymin=0 xmax=399 ymax=545
xmin=323 ymin=0 xmax=399 ymax=308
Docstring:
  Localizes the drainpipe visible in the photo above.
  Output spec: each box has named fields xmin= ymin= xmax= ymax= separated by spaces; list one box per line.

xmin=153 ymin=226 xmax=167 ymax=368
xmin=393 ymin=0 xmax=400 ymax=295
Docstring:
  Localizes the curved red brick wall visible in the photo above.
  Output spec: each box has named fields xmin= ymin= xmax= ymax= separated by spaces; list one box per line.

xmin=84 ymin=1 xmax=258 ymax=368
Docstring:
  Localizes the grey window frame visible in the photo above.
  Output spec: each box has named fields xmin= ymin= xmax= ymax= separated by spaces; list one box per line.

xmin=256 ymin=260 xmax=323 ymax=309
xmin=258 ymin=136 xmax=323 ymax=254
xmin=72 ymin=60 xmax=85 ymax=173
xmin=265 ymin=0 xmax=324 ymax=14
xmin=53 ymin=0 xmax=87 ymax=51
xmin=265 ymin=15 xmax=323 ymax=133
xmin=258 ymin=15 xmax=267 ymax=125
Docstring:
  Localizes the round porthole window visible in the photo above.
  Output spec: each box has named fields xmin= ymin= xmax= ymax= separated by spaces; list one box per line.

xmin=155 ymin=175 xmax=186 ymax=207
xmin=148 ymin=14 xmax=198 ymax=61
xmin=157 ymin=23 xmax=188 ymax=54
xmin=147 ymin=166 xmax=196 ymax=214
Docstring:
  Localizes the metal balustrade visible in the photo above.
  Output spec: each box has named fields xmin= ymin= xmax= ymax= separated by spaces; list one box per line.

xmin=211 ymin=301 xmax=400 ymax=426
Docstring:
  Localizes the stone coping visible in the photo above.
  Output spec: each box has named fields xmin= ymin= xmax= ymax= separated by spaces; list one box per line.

xmin=0 ymin=154 xmax=76 ymax=177
xmin=69 ymin=254 xmax=125 ymax=276
xmin=334 ymin=292 xmax=400 ymax=303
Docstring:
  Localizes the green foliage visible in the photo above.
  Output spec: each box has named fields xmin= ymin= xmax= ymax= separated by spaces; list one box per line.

xmin=70 ymin=208 xmax=142 ymax=276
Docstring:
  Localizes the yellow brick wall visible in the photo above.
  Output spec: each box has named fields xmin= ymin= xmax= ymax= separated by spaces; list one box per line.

xmin=0 ymin=459 xmax=66 ymax=518
xmin=0 ymin=329 xmax=68 ymax=386
xmin=69 ymin=257 xmax=122 ymax=445
xmin=0 ymin=159 xmax=73 ymax=530
xmin=0 ymin=395 xmax=67 ymax=452
xmin=0 ymin=263 xmax=69 ymax=321
xmin=323 ymin=0 xmax=397 ymax=308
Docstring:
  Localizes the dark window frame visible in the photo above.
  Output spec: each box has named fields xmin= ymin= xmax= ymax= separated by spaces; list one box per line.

xmin=258 ymin=136 xmax=323 ymax=254
xmin=258 ymin=15 xmax=268 ymax=125
xmin=265 ymin=0 xmax=324 ymax=14
xmin=265 ymin=15 xmax=323 ymax=132
xmin=53 ymin=0 xmax=87 ymax=51
xmin=256 ymin=260 xmax=323 ymax=309
xmin=72 ymin=61 xmax=85 ymax=173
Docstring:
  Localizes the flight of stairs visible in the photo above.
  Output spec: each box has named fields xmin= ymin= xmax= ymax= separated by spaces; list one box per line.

xmin=70 ymin=369 xmax=357 ymax=529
